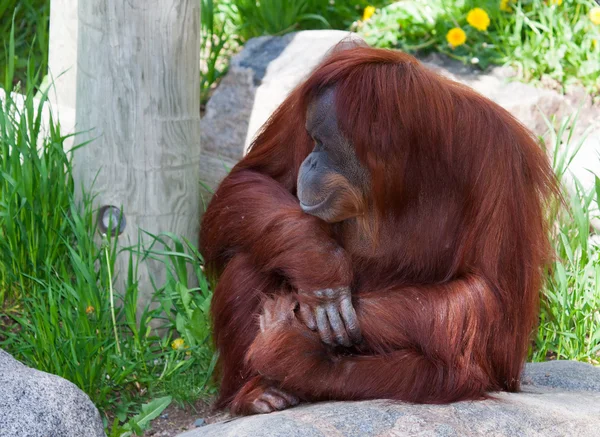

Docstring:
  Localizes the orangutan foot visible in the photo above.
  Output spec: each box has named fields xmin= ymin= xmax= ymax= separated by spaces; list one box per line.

xmin=247 ymin=386 xmax=300 ymax=414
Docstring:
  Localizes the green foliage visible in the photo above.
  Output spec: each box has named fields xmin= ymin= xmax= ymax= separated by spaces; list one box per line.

xmin=533 ymin=113 xmax=600 ymax=364
xmin=0 ymin=34 xmax=71 ymax=310
xmin=201 ymin=0 xmax=232 ymax=105
xmin=2 ymin=217 xmax=216 ymax=425
xmin=138 ymin=231 xmax=217 ymax=383
xmin=0 ymin=35 xmax=215 ymax=434
xmin=494 ymin=0 xmax=600 ymax=92
xmin=359 ymin=0 xmax=600 ymax=94
xmin=108 ymin=397 xmax=172 ymax=437
xmin=0 ymin=0 xmax=49 ymax=89
xmin=224 ymin=0 xmax=330 ymax=41
xmin=313 ymin=1 xmax=387 ymax=31
xmin=218 ymin=0 xmax=389 ymax=41
xmin=358 ymin=1 xmax=445 ymax=54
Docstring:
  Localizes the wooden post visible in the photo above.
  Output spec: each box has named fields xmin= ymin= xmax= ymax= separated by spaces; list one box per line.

xmin=74 ymin=1 xmax=202 ymax=304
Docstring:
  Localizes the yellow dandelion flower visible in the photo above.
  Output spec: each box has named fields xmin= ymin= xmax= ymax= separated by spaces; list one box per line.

xmin=593 ymin=39 xmax=598 ymax=49
xmin=171 ymin=338 xmax=185 ymax=351
xmin=500 ymin=0 xmax=512 ymax=12
xmin=549 ymin=0 xmax=563 ymax=5
xmin=85 ymin=305 xmax=95 ymax=314
xmin=467 ymin=8 xmax=491 ymax=32
xmin=591 ymin=7 xmax=600 ymax=25
xmin=446 ymin=28 xmax=467 ymax=48
xmin=363 ymin=5 xmax=376 ymax=21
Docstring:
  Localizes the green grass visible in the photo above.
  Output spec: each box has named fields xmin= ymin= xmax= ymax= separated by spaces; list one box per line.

xmin=0 ymin=36 xmax=215 ymax=434
xmin=221 ymin=0 xmax=386 ymax=42
xmin=0 ymin=46 xmax=70 ymax=310
xmin=533 ymin=113 xmax=600 ymax=364
xmin=224 ymin=0 xmax=330 ymax=41
xmin=215 ymin=0 xmax=389 ymax=42
xmin=359 ymin=0 xmax=600 ymax=96
xmin=0 ymin=0 xmax=49 ymax=89
xmin=201 ymin=0 xmax=233 ymax=106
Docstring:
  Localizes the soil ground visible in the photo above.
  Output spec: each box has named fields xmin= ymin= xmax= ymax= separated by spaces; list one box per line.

xmin=143 ymin=398 xmax=230 ymax=437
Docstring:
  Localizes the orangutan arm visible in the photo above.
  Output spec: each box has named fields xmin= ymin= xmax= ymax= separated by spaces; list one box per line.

xmin=200 ymin=169 xmax=353 ymax=297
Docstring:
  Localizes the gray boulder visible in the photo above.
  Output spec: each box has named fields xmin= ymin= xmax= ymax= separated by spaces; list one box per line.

xmin=178 ymin=361 xmax=600 ymax=437
xmin=0 ymin=349 xmax=106 ymax=437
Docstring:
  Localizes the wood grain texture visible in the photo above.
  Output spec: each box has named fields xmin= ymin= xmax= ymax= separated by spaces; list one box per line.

xmin=74 ymin=0 xmax=202 ymax=303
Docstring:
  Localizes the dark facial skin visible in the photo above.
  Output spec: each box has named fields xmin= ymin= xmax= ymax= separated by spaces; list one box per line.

xmin=297 ymin=88 xmax=370 ymax=223
xmin=295 ymin=88 xmax=370 ymax=348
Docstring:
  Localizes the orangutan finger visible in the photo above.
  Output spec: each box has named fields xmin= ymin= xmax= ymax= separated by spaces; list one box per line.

xmin=276 ymin=294 xmax=292 ymax=310
xmin=251 ymin=399 xmax=274 ymax=414
xmin=315 ymin=306 xmax=334 ymax=346
xmin=273 ymin=296 xmax=288 ymax=322
xmin=298 ymin=303 xmax=317 ymax=330
xmin=340 ymin=295 xmax=362 ymax=343
xmin=260 ymin=392 xmax=289 ymax=411
xmin=326 ymin=303 xmax=351 ymax=347
xmin=268 ymin=388 xmax=300 ymax=406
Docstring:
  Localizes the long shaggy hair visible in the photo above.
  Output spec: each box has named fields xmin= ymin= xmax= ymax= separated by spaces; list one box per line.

xmin=200 ymin=42 xmax=558 ymax=413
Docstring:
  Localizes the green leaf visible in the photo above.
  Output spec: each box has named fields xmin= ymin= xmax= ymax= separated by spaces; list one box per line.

xmin=128 ymin=396 xmax=172 ymax=431
xmin=176 ymin=313 xmax=186 ymax=336
xmin=177 ymin=282 xmax=192 ymax=316
xmin=189 ymin=308 xmax=208 ymax=342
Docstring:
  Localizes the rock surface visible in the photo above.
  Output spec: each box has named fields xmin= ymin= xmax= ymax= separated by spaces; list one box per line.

xmin=0 ymin=348 xmax=106 ymax=437
xmin=199 ymin=30 xmax=600 ymax=198
xmin=178 ymin=361 xmax=600 ymax=437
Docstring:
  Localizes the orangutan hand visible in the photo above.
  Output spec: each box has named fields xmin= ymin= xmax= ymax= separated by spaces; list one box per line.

xmin=297 ymin=286 xmax=361 ymax=347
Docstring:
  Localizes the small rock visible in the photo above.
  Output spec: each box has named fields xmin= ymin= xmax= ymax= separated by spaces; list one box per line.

xmin=194 ymin=418 xmax=206 ymax=427
xmin=160 ymin=413 xmax=169 ymax=419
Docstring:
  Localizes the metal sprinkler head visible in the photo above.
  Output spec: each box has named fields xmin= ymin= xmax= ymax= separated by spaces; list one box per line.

xmin=97 ymin=205 xmax=126 ymax=236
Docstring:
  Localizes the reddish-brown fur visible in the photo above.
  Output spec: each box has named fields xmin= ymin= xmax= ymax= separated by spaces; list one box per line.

xmin=200 ymin=45 xmax=557 ymax=414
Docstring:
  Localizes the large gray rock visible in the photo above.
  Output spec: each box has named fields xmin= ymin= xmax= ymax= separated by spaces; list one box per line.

xmin=179 ymin=361 xmax=600 ymax=437
xmin=199 ymin=30 xmax=600 ymax=199
xmin=0 ymin=349 xmax=106 ymax=437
